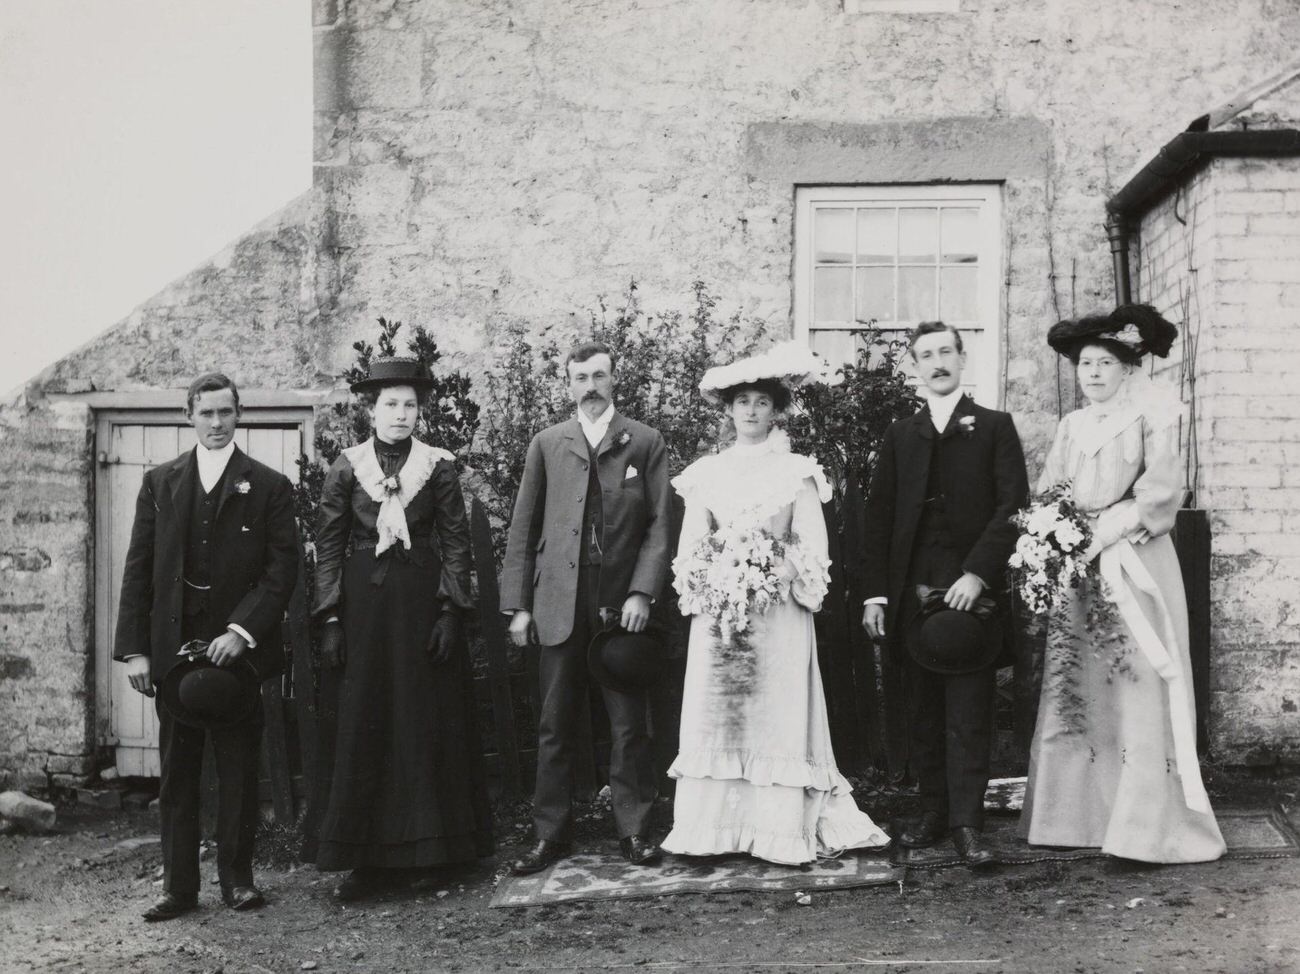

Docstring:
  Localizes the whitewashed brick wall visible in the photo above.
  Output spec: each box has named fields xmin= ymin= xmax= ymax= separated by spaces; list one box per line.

xmin=1139 ymin=154 xmax=1300 ymax=763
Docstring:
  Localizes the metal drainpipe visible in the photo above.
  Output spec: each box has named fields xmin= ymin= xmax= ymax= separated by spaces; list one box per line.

xmin=1104 ymin=216 xmax=1133 ymax=305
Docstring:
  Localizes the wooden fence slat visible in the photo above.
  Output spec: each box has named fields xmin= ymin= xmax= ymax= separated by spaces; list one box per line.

xmin=261 ymin=671 xmax=295 ymax=824
xmin=470 ymin=497 xmax=523 ymax=796
xmin=288 ymin=545 xmax=316 ymax=817
xmin=1175 ymin=508 xmax=1212 ymax=753
xmin=839 ymin=483 xmax=889 ymax=771
xmin=819 ymin=499 xmax=862 ymax=770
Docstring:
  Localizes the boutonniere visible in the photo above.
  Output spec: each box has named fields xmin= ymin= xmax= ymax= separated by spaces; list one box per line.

xmin=611 ymin=430 xmax=632 ymax=452
xmin=380 ymin=473 xmax=401 ymax=497
xmin=234 ymin=479 xmax=252 ymax=494
xmin=957 ymin=416 xmax=976 ymax=437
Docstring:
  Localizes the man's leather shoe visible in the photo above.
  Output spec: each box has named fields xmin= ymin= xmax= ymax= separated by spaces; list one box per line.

xmin=952 ymin=826 xmax=997 ymax=868
xmin=142 ymin=892 xmax=197 ymax=922
xmin=222 ymin=885 xmax=266 ymax=910
xmin=619 ymin=835 xmax=662 ymax=866
xmin=898 ymin=811 xmax=946 ymax=848
xmin=510 ymin=839 xmax=572 ymax=875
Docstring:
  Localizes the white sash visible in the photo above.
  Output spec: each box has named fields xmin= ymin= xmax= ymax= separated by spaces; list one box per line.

xmin=1098 ymin=539 xmax=1210 ymax=814
xmin=343 ymin=438 xmax=454 ymax=555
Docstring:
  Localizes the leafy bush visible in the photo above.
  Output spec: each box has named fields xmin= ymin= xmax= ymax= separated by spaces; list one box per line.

xmin=469 ymin=281 xmax=767 ymax=545
xmin=786 ymin=332 xmax=921 ymax=513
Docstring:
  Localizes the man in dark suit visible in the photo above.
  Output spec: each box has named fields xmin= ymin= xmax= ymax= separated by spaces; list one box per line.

xmin=861 ymin=322 xmax=1028 ymax=866
xmin=115 ymin=373 xmax=298 ymax=919
xmin=501 ymin=341 xmax=672 ymax=874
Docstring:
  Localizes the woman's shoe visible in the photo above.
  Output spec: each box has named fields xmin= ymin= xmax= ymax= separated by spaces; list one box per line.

xmin=334 ymin=869 xmax=385 ymax=902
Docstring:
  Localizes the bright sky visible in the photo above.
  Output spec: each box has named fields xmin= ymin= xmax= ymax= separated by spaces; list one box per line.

xmin=0 ymin=1 xmax=311 ymax=397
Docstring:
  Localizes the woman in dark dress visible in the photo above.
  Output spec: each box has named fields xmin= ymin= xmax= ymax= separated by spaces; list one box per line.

xmin=312 ymin=357 xmax=493 ymax=900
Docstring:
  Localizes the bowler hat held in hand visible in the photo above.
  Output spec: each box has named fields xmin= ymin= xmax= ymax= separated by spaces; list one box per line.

xmin=160 ymin=643 xmax=261 ymax=729
xmin=587 ymin=612 xmax=664 ymax=694
xmin=906 ymin=585 xmax=1003 ymax=676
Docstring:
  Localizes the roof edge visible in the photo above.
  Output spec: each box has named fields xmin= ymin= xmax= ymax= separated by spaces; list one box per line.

xmin=1106 ymin=129 xmax=1300 ymax=221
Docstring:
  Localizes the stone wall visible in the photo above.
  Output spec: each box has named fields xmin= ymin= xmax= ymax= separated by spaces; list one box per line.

xmin=0 ymin=400 xmax=94 ymax=791
xmin=1138 ymin=153 xmax=1300 ymax=763
xmin=37 ymin=192 xmax=329 ymax=397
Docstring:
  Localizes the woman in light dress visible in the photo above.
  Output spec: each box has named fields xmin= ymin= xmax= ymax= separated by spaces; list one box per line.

xmin=1019 ymin=306 xmax=1224 ymax=863
xmin=660 ymin=344 xmax=890 ymax=865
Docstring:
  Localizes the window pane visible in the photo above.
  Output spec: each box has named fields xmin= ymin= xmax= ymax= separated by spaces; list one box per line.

xmin=855 ymin=266 xmax=894 ymax=322
xmin=956 ymin=329 xmax=983 ymax=397
xmin=856 ymin=208 xmax=895 ymax=263
xmin=898 ymin=208 xmax=937 ymax=263
xmin=814 ymin=209 xmax=854 ymax=264
xmin=814 ymin=266 xmax=853 ymax=323
xmin=809 ymin=329 xmax=858 ymax=366
xmin=940 ymin=265 xmax=978 ymax=321
xmin=898 ymin=266 xmax=937 ymax=320
xmin=941 ymin=207 xmax=980 ymax=263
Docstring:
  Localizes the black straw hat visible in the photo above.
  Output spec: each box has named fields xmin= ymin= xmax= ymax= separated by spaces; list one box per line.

xmin=159 ymin=653 xmax=262 ymax=730
xmin=349 ymin=356 xmax=435 ymax=394
xmin=1046 ymin=304 xmax=1178 ymax=360
xmin=905 ymin=586 xmax=1003 ymax=676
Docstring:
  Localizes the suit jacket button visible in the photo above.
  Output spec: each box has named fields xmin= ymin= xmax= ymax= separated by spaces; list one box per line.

xmin=581 ymin=464 xmax=588 ymax=471
xmin=569 ymin=561 xmax=576 ymax=569
xmin=571 ymin=528 xmax=579 ymax=535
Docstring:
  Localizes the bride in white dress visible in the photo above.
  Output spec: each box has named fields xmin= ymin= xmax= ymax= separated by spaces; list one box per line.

xmin=660 ymin=345 xmax=890 ymax=865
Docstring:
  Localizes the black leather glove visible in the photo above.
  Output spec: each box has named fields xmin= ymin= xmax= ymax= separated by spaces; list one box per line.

xmin=319 ymin=621 xmax=346 ymax=669
xmin=426 ymin=611 xmax=462 ymax=665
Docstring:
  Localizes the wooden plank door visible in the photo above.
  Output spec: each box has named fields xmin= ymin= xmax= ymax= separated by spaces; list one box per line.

xmin=95 ymin=419 xmax=302 ymax=777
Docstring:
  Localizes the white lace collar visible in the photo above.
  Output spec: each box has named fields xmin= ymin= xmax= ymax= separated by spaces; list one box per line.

xmin=343 ymin=437 xmax=455 ymax=554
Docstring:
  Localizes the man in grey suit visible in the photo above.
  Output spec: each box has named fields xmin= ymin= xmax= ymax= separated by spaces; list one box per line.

xmin=501 ymin=340 xmax=672 ymax=873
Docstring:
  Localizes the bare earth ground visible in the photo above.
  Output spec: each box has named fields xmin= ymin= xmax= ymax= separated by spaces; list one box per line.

xmin=2 ymin=768 xmax=1299 ymax=974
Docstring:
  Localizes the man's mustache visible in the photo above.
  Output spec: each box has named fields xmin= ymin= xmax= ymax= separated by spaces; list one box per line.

xmin=582 ymin=391 xmax=606 ymax=401
xmin=930 ymin=369 xmax=951 ymax=378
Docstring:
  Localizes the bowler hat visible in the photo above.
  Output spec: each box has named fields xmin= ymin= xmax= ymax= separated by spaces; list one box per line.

xmin=906 ymin=585 xmax=1003 ymax=676
xmin=350 ymin=356 xmax=435 ymax=395
xmin=588 ymin=624 xmax=664 ymax=694
xmin=159 ymin=653 xmax=262 ymax=730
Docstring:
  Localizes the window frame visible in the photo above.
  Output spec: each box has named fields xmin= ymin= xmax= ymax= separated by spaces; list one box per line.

xmin=793 ymin=183 xmax=1004 ymax=406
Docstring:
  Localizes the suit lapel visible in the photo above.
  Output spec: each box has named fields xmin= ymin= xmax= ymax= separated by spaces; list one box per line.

xmin=898 ymin=407 xmax=934 ymax=503
xmin=939 ymin=395 xmax=975 ymax=440
xmin=166 ymin=449 xmax=197 ymax=529
xmin=563 ymin=418 xmax=590 ymax=463
xmin=596 ymin=413 xmax=629 ymax=459
xmin=214 ymin=447 xmax=251 ymax=524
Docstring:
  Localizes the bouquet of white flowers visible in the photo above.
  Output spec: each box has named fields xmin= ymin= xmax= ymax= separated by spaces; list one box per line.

xmin=672 ymin=521 xmax=793 ymax=639
xmin=1008 ymin=484 xmax=1095 ymax=615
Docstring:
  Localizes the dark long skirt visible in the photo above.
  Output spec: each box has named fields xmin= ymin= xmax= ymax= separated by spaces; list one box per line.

xmin=314 ymin=548 xmax=494 ymax=870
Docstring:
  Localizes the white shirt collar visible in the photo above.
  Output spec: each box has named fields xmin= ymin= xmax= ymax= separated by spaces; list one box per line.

xmin=195 ymin=440 xmax=236 ymax=493
xmin=927 ymin=388 xmax=966 ymax=433
xmin=576 ymin=402 xmax=616 ymax=449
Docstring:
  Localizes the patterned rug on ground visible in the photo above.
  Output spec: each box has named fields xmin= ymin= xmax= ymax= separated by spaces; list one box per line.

xmin=490 ymin=851 xmax=903 ymax=907
xmin=892 ymin=806 xmax=1300 ymax=869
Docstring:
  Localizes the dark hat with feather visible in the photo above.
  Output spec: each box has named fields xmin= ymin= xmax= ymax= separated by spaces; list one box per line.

xmin=1046 ymin=304 xmax=1178 ymax=361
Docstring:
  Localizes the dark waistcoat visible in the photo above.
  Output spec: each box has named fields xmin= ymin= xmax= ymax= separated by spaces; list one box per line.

xmin=580 ymin=440 xmax=604 ymax=566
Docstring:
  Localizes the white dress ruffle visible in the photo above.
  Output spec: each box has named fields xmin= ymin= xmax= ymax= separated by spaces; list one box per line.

xmin=661 ymin=435 xmax=889 ymax=864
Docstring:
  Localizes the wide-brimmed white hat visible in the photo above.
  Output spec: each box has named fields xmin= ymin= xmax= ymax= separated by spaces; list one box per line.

xmin=699 ymin=341 xmax=841 ymax=405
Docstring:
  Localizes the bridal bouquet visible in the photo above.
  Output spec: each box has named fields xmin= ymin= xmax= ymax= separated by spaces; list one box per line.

xmin=673 ymin=522 xmax=793 ymax=639
xmin=1008 ymin=484 xmax=1095 ymax=615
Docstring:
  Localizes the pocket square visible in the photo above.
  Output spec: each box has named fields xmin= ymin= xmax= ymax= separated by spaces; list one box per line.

xmin=241 ymin=526 xmax=251 ymax=533
xmin=624 ymin=465 xmax=638 ymax=481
